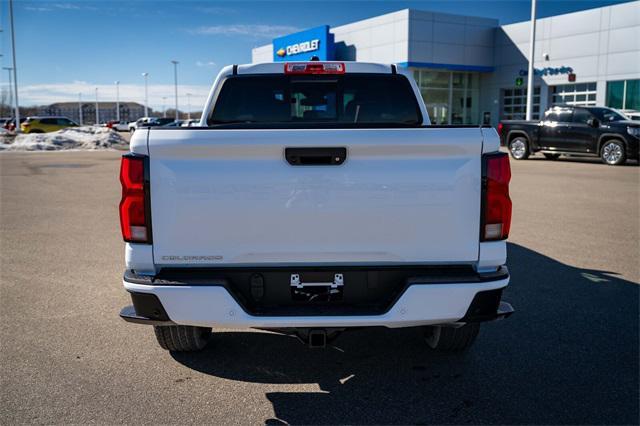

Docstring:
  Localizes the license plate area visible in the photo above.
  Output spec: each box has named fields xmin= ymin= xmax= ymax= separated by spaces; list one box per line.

xmin=290 ymin=273 xmax=344 ymax=302
xmin=145 ymin=265 xmax=485 ymax=315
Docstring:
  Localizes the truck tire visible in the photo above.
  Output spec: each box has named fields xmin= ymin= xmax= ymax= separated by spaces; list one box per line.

xmin=424 ymin=323 xmax=480 ymax=352
xmin=600 ymin=140 xmax=626 ymax=165
xmin=508 ymin=137 xmax=530 ymax=160
xmin=153 ymin=325 xmax=211 ymax=352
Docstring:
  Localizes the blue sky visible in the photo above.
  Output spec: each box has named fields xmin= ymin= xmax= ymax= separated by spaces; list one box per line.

xmin=1 ymin=0 xmax=630 ymax=110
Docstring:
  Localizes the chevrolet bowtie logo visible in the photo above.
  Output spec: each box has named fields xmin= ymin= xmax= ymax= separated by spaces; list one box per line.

xmin=276 ymin=48 xmax=286 ymax=57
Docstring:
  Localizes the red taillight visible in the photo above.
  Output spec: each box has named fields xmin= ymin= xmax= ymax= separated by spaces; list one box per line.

xmin=481 ymin=152 xmax=512 ymax=241
xmin=119 ymin=155 xmax=150 ymax=243
xmin=497 ymin=122 xmax=503 ymax=136
xmin=284 ymin=62 xmax=345 ymax=74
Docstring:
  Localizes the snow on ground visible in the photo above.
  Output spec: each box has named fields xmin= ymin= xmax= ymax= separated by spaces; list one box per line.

xmin=0 ymin=126 xmax=128 ymax=151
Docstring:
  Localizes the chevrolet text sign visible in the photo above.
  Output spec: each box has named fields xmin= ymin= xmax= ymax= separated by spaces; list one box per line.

xmin=285 ymin=39 xmax=320 ymax=56
xmin=273 ymin=25 xmax=334 ymax=62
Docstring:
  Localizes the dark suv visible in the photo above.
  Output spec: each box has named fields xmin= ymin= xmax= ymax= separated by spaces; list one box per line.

xmin=499 ymin=106 xmax=640 ymax=165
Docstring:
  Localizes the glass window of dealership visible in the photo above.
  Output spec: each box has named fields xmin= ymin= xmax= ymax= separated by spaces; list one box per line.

xmin=412 ymin=70 xmax=480 ymax=125
xmin=253 ymin=2 xmax=640 ymax=125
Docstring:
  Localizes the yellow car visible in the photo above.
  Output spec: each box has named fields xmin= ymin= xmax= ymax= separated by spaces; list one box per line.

xmin=21 ymin=116 xmax=78 ymax=133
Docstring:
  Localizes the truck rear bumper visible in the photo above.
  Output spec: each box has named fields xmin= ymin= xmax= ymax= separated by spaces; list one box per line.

xmin=121 ymin=275 xmax=510 ymax=329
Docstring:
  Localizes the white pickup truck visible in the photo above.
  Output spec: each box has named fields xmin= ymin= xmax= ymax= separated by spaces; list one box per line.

xmin=119 ymin=61 xmax=514 ymax=352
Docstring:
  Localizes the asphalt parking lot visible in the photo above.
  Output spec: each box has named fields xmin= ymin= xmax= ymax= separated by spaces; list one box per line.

xmin=1 ymin=151 xmax=638 ymax=425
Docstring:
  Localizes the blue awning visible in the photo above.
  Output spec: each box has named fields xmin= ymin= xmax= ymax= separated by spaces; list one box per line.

xmin=397 ymin=62 xmax=494 ymax=73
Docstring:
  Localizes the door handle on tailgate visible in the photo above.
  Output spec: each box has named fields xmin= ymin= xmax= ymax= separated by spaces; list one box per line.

xmin=285 ymin=147 xmax=347 ymax=166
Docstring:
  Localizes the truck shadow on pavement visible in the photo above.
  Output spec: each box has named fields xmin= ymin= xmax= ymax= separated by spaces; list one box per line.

xmin=171 ymin=243 xmax=639 ymax=425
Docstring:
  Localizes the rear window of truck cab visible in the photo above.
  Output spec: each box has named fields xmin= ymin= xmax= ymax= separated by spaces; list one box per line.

xmin=208 ymin=73 xmax=423 ymax=128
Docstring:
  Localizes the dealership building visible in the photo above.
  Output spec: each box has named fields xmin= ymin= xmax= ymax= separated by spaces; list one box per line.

xmin=252 ymin=1 xmax=640 ymax=125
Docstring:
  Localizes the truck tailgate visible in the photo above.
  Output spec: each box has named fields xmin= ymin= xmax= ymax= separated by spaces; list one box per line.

xmin=148 ymin=128 xmax=483 ymax=266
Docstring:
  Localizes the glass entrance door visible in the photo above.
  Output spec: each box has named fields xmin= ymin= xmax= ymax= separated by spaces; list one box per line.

xmin=451 ymin=73 xmax=479 ymax=124
xmin=423 ymin=89 xmax=449 ymax=125
xmin=426 ymin=104 xmax=448 ymax=125
xmin=413 ymin=69 xmax=481 ymax=125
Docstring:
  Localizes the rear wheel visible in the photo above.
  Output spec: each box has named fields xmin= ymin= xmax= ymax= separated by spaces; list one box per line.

xmin=600 ymin=140 xmax=626 ymax=165
xmin=543 ymin=153 xmax=561 ymax=160
xmin=424 ymin=323 xmax=480 ymax=352
xmin=153 ymin=325 xmax=211 ymax=352
xmin=509 ymin=137 xmax=530 ymax=160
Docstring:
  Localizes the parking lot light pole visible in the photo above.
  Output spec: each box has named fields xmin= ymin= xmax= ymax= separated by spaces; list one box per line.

xmin=162 ymin=97 xmax=167 ymax=118
xmin=115 ymin=81 xmax=120 ymax=122
xmin=78 ymin=93 xmax=83 ymax=125
xmin=8 ymin=0 xmax=20 ymax=132
xmin=142 ymin=73 xmax=149 ymax=117
xmin=525 ymin=0 xmax=537 ymax=121
xmin=0 ymin=54 xmax=3 ymax=115
xmin=3 ymin=67 xmax=13 ymax=114
xmin=171 ymin=60 xmax=179 ymax=121
xmin=186 ymin=93 xmax=191 ymax=120
xmin=95 ymin=88 xmax=99 ymax=125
